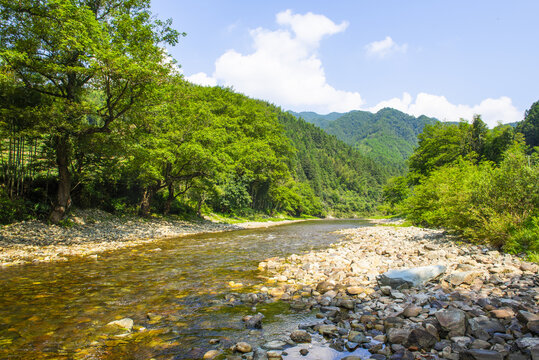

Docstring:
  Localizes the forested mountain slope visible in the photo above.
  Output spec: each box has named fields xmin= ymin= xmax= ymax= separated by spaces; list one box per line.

xmin=278 ymin=112 xmax=385 ymax=215
xmin=290 ymin=108 xmax=438 ymax=174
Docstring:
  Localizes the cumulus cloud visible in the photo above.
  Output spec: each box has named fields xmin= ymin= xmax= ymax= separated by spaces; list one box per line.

xmin=365 ymin=36 xmax=408 ymax=58
xmin=186 ymin=72 xmax=217 ymax=87
xmin=183 ymin=11 xmax=521 ymax=126
xmin=186 ymin=10 xmax=363 ymax=113
xmin=369 ymin=92 xmax=522 ymax=127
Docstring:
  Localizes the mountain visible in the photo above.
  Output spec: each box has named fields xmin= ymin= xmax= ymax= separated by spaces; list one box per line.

xmin=278 ymin=112 xmax=385 ymax=215
xmin=290 ymin=108 xmax=439 ymax=174
xmin=288 ymin=111 xmax=344 ymax=129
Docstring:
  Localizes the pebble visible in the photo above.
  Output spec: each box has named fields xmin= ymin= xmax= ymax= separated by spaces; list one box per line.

xmin=248 ymin=226 xmax=538 ymax=360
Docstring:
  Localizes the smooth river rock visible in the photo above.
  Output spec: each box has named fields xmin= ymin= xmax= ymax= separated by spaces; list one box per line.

xmin=377 ymin=265 xmax=446 ymax=289
xmin=106 ymin=318 xmax=134 ymax=331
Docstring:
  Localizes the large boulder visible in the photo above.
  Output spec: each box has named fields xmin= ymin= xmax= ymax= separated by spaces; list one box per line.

xmin=377 ymin=265 xmax=446 ymax=289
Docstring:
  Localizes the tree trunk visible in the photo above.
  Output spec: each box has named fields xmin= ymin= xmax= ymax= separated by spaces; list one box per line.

xmin=163 ymin=182 xmax=174 ymax=215
xmin=196 ymin=196 xmax=203 ymax=217
xmin=49 ymin=135 xmax=72 ymax=223
xmin=139 ymin=186 xmax=155 ymax=217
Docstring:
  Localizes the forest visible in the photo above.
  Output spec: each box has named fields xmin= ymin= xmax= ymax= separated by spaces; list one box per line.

xmin=382 ymin=105 xmax=539 ymax=260
xmin=0 ymin=0 xmax=537 ymax=261
xmin=0 ymin=0 xmax=387 ymax=224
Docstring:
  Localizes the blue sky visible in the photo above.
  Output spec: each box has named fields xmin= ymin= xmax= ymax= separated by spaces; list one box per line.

xmin=151 ymin=1 xmax=539 ymax=127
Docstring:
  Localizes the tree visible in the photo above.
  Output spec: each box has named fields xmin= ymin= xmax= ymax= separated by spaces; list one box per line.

xmin=408 ymin=121 xmax=470 ymax=180
xmin=516 ymin=100 xmax=539 ymax=149
xmin=0 ymin=0 xmax=179 ymax=222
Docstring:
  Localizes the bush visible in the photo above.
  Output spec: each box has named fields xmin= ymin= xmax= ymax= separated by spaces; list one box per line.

xmin=403 ymin=143 xmax=538 ymax=253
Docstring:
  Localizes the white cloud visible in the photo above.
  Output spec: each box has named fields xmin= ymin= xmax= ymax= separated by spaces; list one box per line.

xmin=365 ymin=36 xmax=408 ymax=58
xmin=183 ymin=11 xmax=522 ymax=126
xmin=369 ymin=92 xmax=522 ymax=127
xmin=185 ymin=10 xmax=363 ymax=113
xmin=186 ymin=72 xmax=217 ymax=87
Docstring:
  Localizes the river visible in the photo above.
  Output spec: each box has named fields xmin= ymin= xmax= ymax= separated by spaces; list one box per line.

xmin=0 ymin=219 xmax=373 ymax=359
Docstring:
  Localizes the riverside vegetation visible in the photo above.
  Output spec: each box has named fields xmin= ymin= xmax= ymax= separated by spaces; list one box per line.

xmin=0 ymin=0 xmax=384 ymax=226
xmin=0 ymin=1 xmax=538 ymax=359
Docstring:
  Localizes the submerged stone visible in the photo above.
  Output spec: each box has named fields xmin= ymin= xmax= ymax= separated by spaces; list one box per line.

xmin=106 ymin=318 xmax=134 ymax=332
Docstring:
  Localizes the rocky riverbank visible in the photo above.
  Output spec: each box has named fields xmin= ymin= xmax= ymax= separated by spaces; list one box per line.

xmin=0 ymin=209 xmax=303 ymax=266
xmin=214 ymin=225 xmax=538 ymax=360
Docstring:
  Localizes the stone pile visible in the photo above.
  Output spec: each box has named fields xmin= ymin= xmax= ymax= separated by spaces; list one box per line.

xmin=228 ymin=226 xmax=539 ymax=360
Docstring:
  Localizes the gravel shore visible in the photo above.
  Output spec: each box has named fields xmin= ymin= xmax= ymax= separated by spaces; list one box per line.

xmin=217 ymin=225 xmax=539 ymax=360
xmin=0 ymin=209 xmax=303 ymax=266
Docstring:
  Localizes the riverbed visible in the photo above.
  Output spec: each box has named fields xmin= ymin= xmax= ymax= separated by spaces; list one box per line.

xmin=0 ymin=219 xmax=371 ymax=359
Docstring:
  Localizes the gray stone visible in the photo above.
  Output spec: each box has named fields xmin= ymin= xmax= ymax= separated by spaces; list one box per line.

xmin=436 ymin=309 xmax=466 ymax=337
xmin=406 ymin=327 xmax=437 ymax=350
xmin=348 ymin=331 xmax=369 ymax=343
xmin=290 ymin=330 xmax=311 ymax=343
xmin=377 ymin=265 xmax=446 ymax=289
xmin=317 ymin=324 xmax=338 ymax=337
xmin=387 ymin=328 xmax=411 ymax=344
xmin=459 ymin=349 xmax=503 ymax=360
xmin=468 ymin=316 xmax=505 ymax=340
xmin=263 ymin=340 xmax=287 ymax=350
xmin=244 ymin=313 xmax=264 ymax=329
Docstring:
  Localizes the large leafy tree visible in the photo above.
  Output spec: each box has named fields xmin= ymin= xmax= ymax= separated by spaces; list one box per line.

xmin=0 ymin=0 xmax=179 ymax=222
xmin=516 ymin=100 xmax=539 ymax=150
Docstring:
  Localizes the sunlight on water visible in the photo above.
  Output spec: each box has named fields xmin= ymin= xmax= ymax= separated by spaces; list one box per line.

xmin=0 ymin=220 xmax=371 ymax=359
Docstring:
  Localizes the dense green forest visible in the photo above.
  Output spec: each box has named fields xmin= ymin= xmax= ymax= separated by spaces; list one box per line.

xmin=0 ymin=0 xmax=389 ymax=223
xmin=291 ymin=108 xmax=438 ymax=175
xmin=382 ymin=104 xmax=539 ymax=260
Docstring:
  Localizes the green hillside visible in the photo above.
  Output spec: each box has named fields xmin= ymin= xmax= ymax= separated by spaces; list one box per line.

xmin=292 ymin=108 xmax=439 ymax=174
xmin=278 ymin=112 xmax=385 ymax=215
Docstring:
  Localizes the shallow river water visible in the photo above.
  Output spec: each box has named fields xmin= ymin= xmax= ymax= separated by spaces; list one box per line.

xmin=0 ymin=219 xmax=373 ymax=359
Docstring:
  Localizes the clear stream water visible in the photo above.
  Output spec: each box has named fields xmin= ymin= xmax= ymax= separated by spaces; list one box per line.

xmin=0 ymin=219 xmax=373 ymax=359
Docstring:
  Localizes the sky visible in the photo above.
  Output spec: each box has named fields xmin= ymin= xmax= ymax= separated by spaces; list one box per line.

xmin=150 ymin=1 xmax=539 ymax=127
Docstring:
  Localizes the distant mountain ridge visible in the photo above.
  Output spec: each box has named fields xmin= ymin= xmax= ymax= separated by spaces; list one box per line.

xmin=289 ymin=108 xmax=439 ymax=174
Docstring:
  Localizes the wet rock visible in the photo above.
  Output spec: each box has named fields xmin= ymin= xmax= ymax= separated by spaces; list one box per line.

xmin=106 ymin=318 xmax=134 ymax=331
xmin=235 ymin=342 xmax=252 ymax=353
xmin=244 ymin=313 xmax=264 ymax=329
xmin=203 ymin=350 xmax=221 ymax=359
xmin=317 ymin=324 xmax=338 ymax=337
xmin=290 ymin=330 xmax=311 ymax=343
xmin=348 ymin=331 xmax=369 ymax=343
xmin=377 ymin=265 xmax=446 ymax=289
xmin=299 ymin=348 xmax=309 ymax=356
xmin=264 ymin=340 xmax=287 ymax=350
xmin=435 ymin=308 xmax=466 ymax=337
xmin=267 ymin=350 xmax=282 ymax=359
xmin=460 ymin=349 xmax=503 ymax=360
